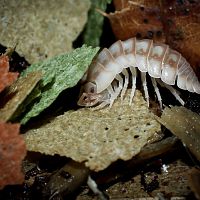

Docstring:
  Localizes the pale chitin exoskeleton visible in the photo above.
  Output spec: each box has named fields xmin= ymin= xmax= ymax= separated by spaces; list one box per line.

xmin=78 ymin=38 xmax=200 ymax=109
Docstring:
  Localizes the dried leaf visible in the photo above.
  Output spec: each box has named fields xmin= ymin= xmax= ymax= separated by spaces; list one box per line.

xmin=24 ymin=90 xmax=161 ymax=171
xmin=0 ymin=122 xmax=26 ymax=189
xmin=42 ymin=161 xmax=89 ymax=198
xmin=0 ymin=55 xmax=18 ymax=93
xmin=0 ymin=71 xmax=42 ymax=122
xmin=109 ymin=1 xmax=165 ymax=42
xmin=188 ymin=168 xmax=200 ymax=200
xmin=161 ymin=0 xmax=200 ymax=78
xmin=113 ymin=0 xmax=159 ymax=10
xmin=83 ymin=0 xmax=112 ymax=46
xmin=157 ymin=106 xmax=200 ymax=162
xmin=20 ymin=45 xmax=99 ymax=124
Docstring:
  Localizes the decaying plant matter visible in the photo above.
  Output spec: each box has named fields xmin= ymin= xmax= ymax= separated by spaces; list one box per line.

xmin=0 ymin=1 xmax=200 ymax=198
xmin=157 ymin=106 xmax=200 ymax=162
xmin=108 ymin=1 xmax=165 ymax=42
xmin=0 ymin=122 xmax=26 ymax=189
xmin=0 ymin=55 xmax=18 ymax=93
xmin=188 ymin=168 xmax=200 ymax=200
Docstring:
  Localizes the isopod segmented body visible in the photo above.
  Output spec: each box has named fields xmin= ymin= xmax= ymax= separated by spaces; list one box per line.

xmin=78 ymin=38 xmax=200 ymax=109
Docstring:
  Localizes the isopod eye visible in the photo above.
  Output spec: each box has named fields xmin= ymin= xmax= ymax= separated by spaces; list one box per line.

xmin=90 ymin=87 xmax=94 ymax=93
xmin=84 ymin=82 xmax=97 ymax=93
xmin=83 ymin=96 xmax=88 ymax=101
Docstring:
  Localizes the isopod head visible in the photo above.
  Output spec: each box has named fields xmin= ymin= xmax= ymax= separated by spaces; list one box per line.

xmin=78 ymin=82 xmax=105 ymax=107
xmin=77 ymin=92 xmax=103 ymax=107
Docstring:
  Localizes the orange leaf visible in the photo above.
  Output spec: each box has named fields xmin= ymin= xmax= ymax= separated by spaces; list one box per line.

xmin=108 ymin=1 xmax=165 ymax=42
xmin=161 ymin=0 xmax=200 ymax=79
xmin=0 ymin=55 xmax=18 ymax=93
xmin=0 ymin=122 xmax=26 ymax=189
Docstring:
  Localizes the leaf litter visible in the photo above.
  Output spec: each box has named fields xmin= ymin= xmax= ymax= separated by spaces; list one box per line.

xmin=24 ymin=90 xmax=161 ymax=171
xmin=83 ymin=0 xmax=112 ymax=47
xmin=0 ymin=122 xmax=26 ymax=189
xmin=0 ymin=1 xmax=198 ymax=197
xmin=157 ymin=106 xmax=200 ymax=162
xmin=0 ymin=55 xmax=18 ymax=93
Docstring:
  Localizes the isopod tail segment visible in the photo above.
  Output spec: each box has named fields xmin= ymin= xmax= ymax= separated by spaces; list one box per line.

xmin=77 ymin=38 xmax=200 ymax=109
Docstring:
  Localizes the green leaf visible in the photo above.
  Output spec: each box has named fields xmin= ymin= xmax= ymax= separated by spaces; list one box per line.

xmin=20 ymin=45 xmax=99 ymax=124
xmin=83 ymin=0 xmax=112 ymax=47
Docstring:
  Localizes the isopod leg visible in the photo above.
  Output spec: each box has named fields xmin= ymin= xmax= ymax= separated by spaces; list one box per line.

xmin=91 ymin=101 xmax=109 ymax=110
xmin=96 ymin=82 xmax=122 ymax=109
xmin=141 ymin=72 xmax=149 ymax=107
xmin=107 ymin=85 xmax=118 ymax=108
xmin=115 ymin=74 xmax=123 ymax=98
xmin=120 ymin=69 xmax=129 ymax=101
xmin=129 ymin=67 xmax=137 ymax=105
xmin=157 ymin=79 xmax=185 ymax=105
xmin=151 ymin=77 xmax=163 ymax=109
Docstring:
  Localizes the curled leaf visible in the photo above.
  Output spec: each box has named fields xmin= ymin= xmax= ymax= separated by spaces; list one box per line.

xmin=157 ymin=106 xmax=200 ymax=162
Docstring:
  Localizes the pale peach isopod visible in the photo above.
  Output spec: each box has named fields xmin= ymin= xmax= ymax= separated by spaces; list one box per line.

xmin=78 ymin=38 xmax=200 ymax=109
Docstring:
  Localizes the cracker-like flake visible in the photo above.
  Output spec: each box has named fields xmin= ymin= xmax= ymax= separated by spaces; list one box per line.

xmin=0 ymin=71 xmax=42 ymax=121
xmin=0 ymin=0 xmax=91 ymax=63
xmin=24 ymin=90 xmax=160 ymax=171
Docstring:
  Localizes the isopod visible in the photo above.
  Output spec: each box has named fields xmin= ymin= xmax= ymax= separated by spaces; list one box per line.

xmin=78 ymin=38 xmax=200 ymax=109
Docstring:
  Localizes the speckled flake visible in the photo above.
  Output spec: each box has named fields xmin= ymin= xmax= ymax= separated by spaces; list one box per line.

xmin=0 ymin=71 xmax=42 ymax=121
xmin=24 ymin=90 xmax=161 ymax=171
xmin=0 ymin=0 xmax=90 ymax=63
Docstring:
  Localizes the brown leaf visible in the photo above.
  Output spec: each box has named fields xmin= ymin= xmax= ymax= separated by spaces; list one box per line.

xmin=188 ymin=168 xmax=200 ymax=200
xmin=161 ymin=0 xmax=200 ymax=79
xmin=113 ymin=0 xmax=159 ymax=10
xmin=0 ymin=55 xmax=18 ymax=93
xmin=109 ymin=0 xmax=165 ymax=42
xmin=157 ymin=106 xmax=200 ymax=162
xmin=0 ymin=122 xmax=26 ymax=189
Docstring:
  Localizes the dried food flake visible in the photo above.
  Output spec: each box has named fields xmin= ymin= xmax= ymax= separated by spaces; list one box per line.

xmin=0 ymin=71 xmax=42 ymax=122
xmin=24 ymin=90 xmax=160 ymax=171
